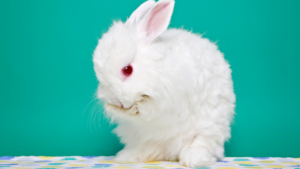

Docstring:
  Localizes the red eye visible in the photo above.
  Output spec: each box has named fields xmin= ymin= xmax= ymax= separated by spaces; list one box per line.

xmin=122 ymin=64 xmax=133 ymax=77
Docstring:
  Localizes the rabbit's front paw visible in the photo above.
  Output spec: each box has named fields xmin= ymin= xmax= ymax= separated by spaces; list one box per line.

xmin=179 ymin=147 xmax=217 ymax=167
xmin=105 ymin=103 xmax=139 ymax=116
xmin=114 ymin=149 xmax=141 ymax=163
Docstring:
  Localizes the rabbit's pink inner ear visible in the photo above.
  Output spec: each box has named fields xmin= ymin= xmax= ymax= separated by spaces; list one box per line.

xmin=146 ymin=1 xmax=174 ymax=38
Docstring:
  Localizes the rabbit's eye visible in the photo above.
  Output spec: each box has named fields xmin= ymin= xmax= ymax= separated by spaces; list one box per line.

xmin=122 ymin=65 xmax=133 ymax=77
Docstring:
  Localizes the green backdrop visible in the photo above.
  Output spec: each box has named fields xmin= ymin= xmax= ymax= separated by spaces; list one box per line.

xmin=0 ymin=0 xmax=299 ymax=157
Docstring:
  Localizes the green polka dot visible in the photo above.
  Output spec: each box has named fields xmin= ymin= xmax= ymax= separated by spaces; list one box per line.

xmin=234 ymin=159 xmax=250 ymax=161
xmin=48 ymin=163 xmax=65 ymax=165
xmin=239 ymin=164 xmax=258 ymax=166
xmin=61 ymin=158 xmax=76 ymax=160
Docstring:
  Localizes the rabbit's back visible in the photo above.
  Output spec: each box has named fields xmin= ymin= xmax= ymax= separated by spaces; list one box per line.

xmin=152 ymin=28 xmax=234 ymax=113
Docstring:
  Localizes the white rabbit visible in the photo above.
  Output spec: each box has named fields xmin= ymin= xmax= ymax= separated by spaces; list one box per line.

xmin=93 ymin=0 xmax=235 ymax=167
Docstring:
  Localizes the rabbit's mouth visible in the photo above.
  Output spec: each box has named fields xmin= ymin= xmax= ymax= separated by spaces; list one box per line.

xmin=105 ymin=95 xmax=150 ymax=116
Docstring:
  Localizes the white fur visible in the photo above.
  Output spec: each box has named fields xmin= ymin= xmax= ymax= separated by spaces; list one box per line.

xmin=93 ymin=0 xmax=235 ymax=167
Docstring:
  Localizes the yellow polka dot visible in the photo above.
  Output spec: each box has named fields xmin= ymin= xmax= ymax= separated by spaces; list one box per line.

xmin=166 ymin=164 xmax=187 ymax=168
xmin=282 ymin=162 xmax=300 ymax=165
xmin=235 ymin=162 xmax=254 ymax=164
xmin=142 ymin=166 xmax=164 ymax=169
xmin=266 ymin=165 xmax=286 ymax=168
xmin=99 ymin=160 xmax=114 ymax=163
xmin=259 ymin=161 xmax=275 ymax=163
xmin=39 ymin=156 xmax=54 ymax=160
xmin=145 ymin=161 xmax=162 ymax=164
xmin=68 ymin=164 xmax=88 ymax=167
xmin=296 ymin=158 xmax=300 ymax=160
xmin=218 ymin=167 xmax=238 ymax=169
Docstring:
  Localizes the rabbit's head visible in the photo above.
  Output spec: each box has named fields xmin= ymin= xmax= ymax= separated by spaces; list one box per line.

xmin=93 ymin=0 xmax=175 ymax=119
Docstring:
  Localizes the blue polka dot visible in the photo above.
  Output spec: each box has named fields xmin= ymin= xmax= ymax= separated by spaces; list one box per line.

xmin=94 ymin=164 xmax=113 ymax=167
xmin=239 ymin=164 xmax=258 ymax=166
xmin=252 ymin=157 xmax=270 ymax=159
xmin=82 ymin=156 xmax=98 ymax=159
xmin=0 ymin=156 xmax=15 ymax=160
xmin=218 ymin=161 xmax=229 ymax=163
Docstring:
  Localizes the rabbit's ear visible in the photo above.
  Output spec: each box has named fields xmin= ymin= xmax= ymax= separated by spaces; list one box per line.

xmin=126 ymin=0 xmax=156 ymax=25
xmin=139 ymin=0 xmax=175 ymax=43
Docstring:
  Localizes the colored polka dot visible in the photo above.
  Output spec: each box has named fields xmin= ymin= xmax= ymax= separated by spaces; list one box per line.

xmin=142 ymin=166 xmax=164 ymax=169
xmin=39 ymin=157 xmax=54 ymax=160
xmin=234 ymin=159 xmax=250 ymax=161
xmin=62 ymin=158 xmax=76 ymax=161
xmin=235 ymin=162 xmax=253 ymax=164
xmin=145 ymin=161 xmax=162 ymax=164
xmin=48 ymin=163 xmax=65 ymax=165
xmin=0 ymin=156 xmax=15 ymax=160
xmin=41 ymin=166 xmax=62 ymax=168
xmin=239 ymin=164 xmax=258 ymax=167
xmin=94 ymin=164 xmax=113 ymax=167
xmin=217 ymin=167 xmax=237 ymax=169
xmin=165 ymin=165 xmax=186 ymax=167
xmin=259 ymin=161 xmax=275 ymax=163
xmin=68 ymin=164 xmax=87 ymax=167
xmin=266 ymin=165 xmax=286 ymax=168
xmin=253 ymin=157 xmax=270 ymax=160
xmin=82 ymin=156 xmax=98 ymax=159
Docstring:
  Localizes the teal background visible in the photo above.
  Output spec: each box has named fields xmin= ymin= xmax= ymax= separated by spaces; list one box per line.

xmin=0 ymin=0 xmax=299 ymax=157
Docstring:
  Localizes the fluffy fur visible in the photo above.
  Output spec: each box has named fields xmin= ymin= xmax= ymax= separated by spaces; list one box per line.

xmin=93 ymin=0 xmax=235 ymax=167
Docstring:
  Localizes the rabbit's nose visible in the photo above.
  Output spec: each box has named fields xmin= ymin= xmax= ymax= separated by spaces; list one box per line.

xmin=121 ymin=100 xmax=134 ymax=109
xmin=112 ymin=99 xmax=123 ymax=108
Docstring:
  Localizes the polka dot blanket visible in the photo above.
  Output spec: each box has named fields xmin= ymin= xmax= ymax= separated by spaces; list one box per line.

xmin=0 ymin=156 xmax=299 ymax=169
